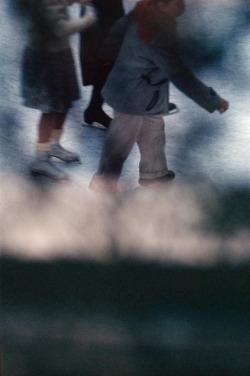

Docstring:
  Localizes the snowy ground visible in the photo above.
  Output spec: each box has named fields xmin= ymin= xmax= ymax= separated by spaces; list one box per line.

xmin=0 ymin=0 xmax=249 ymax=191
xmin=0 ymin=0 xmax=249 ymax=262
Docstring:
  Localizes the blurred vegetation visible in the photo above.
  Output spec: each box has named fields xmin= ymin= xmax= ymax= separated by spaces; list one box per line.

xmin=205 ymin=189 xmax=250 ymax=236
xmin=2 ymin=258 xmax=248 ymax=313
xmin=1 ymin=257 xmax=248 ymax=376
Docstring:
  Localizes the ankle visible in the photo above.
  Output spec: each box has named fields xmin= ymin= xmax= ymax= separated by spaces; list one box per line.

xmin=51 ymin=129 xmax=63 ymax=140
xmin=51 ymin=129 xmax=63 ymax=146
xmin=34 ymin=142 xmax=50 ymax=160
xmin=36 ymin=142 xmax=51 ymax=152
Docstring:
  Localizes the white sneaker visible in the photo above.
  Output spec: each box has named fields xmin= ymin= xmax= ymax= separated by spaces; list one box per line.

xmin=30 ymin=151 xmax=69 ymax=181
xmin=50 ymin=144 xmax=81 ymax=163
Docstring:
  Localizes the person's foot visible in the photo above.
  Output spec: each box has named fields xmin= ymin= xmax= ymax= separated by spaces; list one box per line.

xmin=50 ymin=143 xmax=81 ymax=163
xmin=168 ymin=103 xmax=179 ymax=115
xmin=30 ymin=159 xmax=70 ymax=181
xmin=138 ymin=170 xmax=175 ymax=187
xmin=84 ymin=108 xmax=112 ymax=130
xmin=89 ymin=174 xmax=118 ymax=193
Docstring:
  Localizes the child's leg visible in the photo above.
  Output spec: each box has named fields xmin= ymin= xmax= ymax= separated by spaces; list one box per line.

xmin=90 ymin=112 xmax=142 ymax=192
xmin=137 ymin=115 xmax=169 ymax=179
xmin=84 ymin=65 xmax=112 ymax=129
xmin=84 ymin=85 xmax=111 ymax=129
xmin=37 ymin=112 xmax=66 ymax=145
xmin=31 ymin=112 xmax=69 ymax=180
xmin=49 ymin=112 xmax=81 ymax=163
xmin=37 ymin=112 xmax=54 ymax=144
xmin=49 ymin=112 xmax=66 ymax=144
xmin=137 ymin=115 xmax=175 ymax=185
xmin=98 ymin=112 xmax=142 ymax=176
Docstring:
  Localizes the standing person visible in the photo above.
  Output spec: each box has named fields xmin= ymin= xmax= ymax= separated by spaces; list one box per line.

xmin=22 ymin=0 xmax=96 ymax=180
xmin=80 ymin=0 xmax=124 ymax=129
xmin=89 ymin=0 xmax=229 ymax=192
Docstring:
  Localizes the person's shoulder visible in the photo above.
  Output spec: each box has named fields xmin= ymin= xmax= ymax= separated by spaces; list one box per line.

xmin=152 ymin=21 xmax=179 ymax=50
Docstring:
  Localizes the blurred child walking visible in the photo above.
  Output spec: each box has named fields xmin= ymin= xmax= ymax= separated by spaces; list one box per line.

xmin=89 ymin=0 xmax=229 ymax=192
xmin=22 ymin=0 xmax=96 ymax=180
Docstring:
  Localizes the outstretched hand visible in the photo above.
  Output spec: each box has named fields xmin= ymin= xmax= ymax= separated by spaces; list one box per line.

xmin=82 ymin=1 xmax=97 ymax=26
xmin=217 ymin=98 xmax=229 ymax=114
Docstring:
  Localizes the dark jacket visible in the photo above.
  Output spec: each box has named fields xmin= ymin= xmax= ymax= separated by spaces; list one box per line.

xmin=80 ymin=0 xmax=124 ymax=86
xmin=102 ymin=17 xmax=220 ymax=115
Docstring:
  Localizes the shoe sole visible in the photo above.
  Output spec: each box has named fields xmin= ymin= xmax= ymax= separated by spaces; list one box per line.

xmin=167 ymin=107 xmax=180 ymax=116
xmin=83 ymin=121 xmax=108 ymax=131
xmin=139 ymin=175 xmax=175 ymax=187
xmin=30 ymin=170 xmax=70 ymax=182
xmin=50 ymin=155 xmax=82 ymax=164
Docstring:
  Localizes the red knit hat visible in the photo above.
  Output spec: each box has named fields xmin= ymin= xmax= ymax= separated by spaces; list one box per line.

xmin=133 ymin=0 xmax=159 ymax=43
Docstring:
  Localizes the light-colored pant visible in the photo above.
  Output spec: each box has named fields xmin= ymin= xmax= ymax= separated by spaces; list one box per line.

xmin=97 ymin=111 xmax=169 ymax=180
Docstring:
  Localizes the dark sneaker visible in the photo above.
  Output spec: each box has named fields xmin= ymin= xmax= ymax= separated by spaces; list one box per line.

xmin=168 ymin=103 xmax=179 ymax=115
xmin=84 ymin=108 xmax=112 ymax=130
xmin=138 ymin=170 xmax=175 ymax=186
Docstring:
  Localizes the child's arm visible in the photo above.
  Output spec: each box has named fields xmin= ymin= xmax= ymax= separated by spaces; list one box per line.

xmin=42 ymin=1 xmax=97 ymax=38
xmin=151 ymin=42 xmax=227 ymax=114
xmin=56 ymin=3 xmax=96 ymax=37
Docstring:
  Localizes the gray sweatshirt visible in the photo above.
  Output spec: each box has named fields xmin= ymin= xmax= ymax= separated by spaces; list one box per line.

xmin=103 ymin=17 xmax=220 ymax=115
